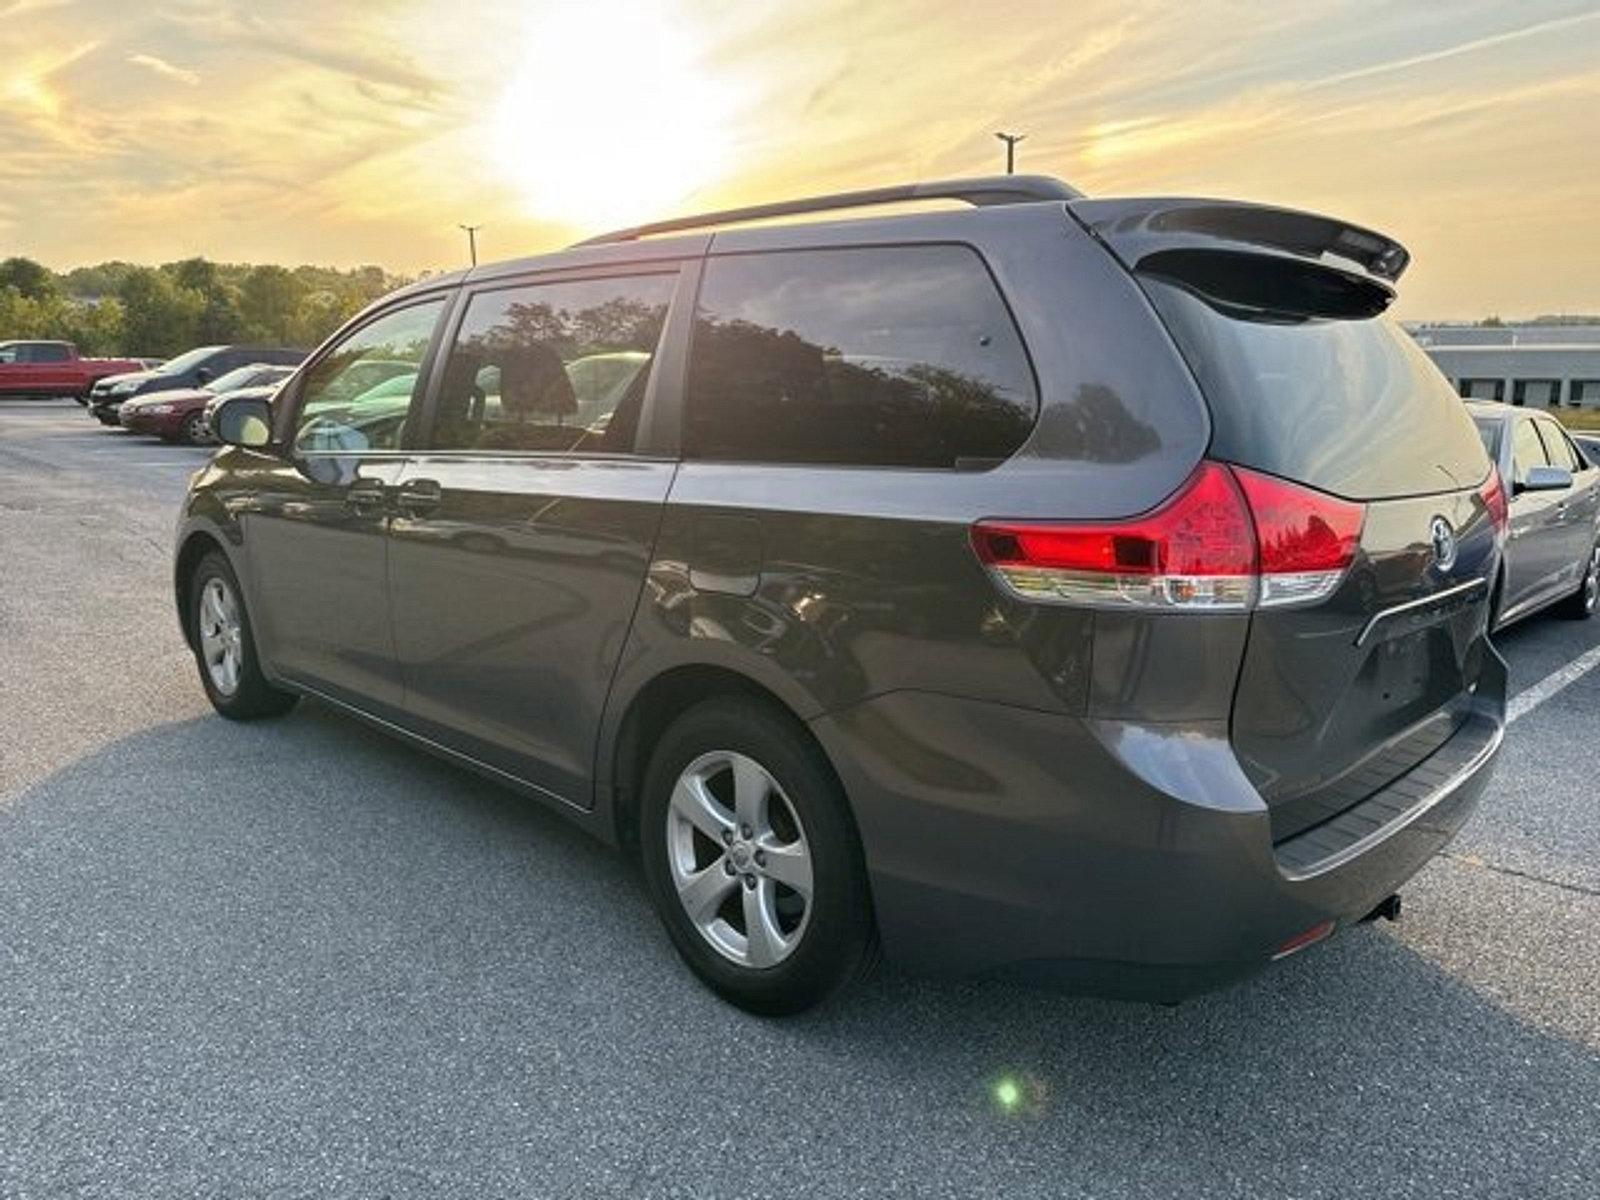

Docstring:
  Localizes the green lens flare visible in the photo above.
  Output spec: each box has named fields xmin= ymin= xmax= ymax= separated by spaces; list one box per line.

xmin=993 ymin=1078 xmax=1023 ymax=1112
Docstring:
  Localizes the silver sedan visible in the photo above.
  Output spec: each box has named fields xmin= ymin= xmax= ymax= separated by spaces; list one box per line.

xmin=1470 ymin=401 xmax=1600 ymax=628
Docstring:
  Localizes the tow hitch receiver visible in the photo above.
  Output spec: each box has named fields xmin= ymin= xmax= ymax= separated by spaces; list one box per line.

xmin=1361 ymin=894 xmax=1403 ymax=923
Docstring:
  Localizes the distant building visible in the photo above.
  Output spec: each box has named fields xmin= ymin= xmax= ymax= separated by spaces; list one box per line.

xmin=1409 ymin=324 xmax=1600 ymax=410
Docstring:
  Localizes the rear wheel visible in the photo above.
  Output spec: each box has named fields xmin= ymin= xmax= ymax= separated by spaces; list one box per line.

xmin=188 ymin=552 xmax=297 ymax=720
xmin=638 ymin=698 xmax=877 ymax=1015
xmin=1558 ymin=540 xmax=1600 ymax=620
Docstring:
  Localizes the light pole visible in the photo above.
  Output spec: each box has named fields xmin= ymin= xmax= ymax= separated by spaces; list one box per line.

xmin=994 ymin=131 xmax=1026 ymax=175
xmin=458 ymin=223 xmax=483 ymax=267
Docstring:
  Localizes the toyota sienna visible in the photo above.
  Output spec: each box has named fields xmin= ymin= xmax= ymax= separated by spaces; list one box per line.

xmin=178 ymin=176 xmax=1506 ymax=1013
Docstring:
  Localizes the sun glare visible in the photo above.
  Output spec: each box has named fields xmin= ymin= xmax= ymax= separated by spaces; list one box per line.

xmin=487 ymin=3 xmax=737 ymax=232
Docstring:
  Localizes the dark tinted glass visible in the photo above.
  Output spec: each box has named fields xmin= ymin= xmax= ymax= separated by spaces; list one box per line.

xmin=430 ymin=273 xmax=674 ymax=453
xmin=1144 ymin=278 xmax=1489 ymax=500
xmin=34 ymin=343 xmax=70 ymax=363
xmin=684 ymin=247 xmax=1036 ymax=468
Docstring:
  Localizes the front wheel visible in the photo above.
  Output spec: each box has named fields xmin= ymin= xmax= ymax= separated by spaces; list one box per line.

xmin=188 ymin=552 xmax=298 ymax=719
xmin=1558 ymin=540 xmax=1600 ymax=620
xmin=639 ymin=699 xmax=877 ymax=1015
xmin=180 ymin=411 xmax=208 ymax=445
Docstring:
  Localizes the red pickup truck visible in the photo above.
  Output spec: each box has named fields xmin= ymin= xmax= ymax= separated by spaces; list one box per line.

xmin=0 ymin=340 xmax=145 ymax=400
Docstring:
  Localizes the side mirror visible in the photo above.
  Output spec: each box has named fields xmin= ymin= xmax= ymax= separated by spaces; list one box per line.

xmin=213 ymin=394 xmax=275 ymax=449
xmin=194 ymin=367 xmax=214 ymax=385
xmin=1520 ymin=465 xmax=1573 ymax=493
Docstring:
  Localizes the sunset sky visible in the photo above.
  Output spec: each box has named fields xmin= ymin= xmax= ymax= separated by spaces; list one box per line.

xmin=3 ymin=0 xmax=1598 ymax=318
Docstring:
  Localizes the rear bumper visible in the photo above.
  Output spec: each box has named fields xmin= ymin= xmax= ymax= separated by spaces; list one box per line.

xmin=810 ymin=647 xmax=1505 ymax=1003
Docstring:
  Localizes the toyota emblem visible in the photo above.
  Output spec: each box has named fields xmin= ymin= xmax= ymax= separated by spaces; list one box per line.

xmin=1429 ymin=516 xmax=1458 ymax=571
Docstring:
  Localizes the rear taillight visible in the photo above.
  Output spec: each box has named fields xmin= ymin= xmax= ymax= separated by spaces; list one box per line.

xmin=971 ymin=461 xmax=1365 ymax=611
xmin=1479 ymin=467 xmax=1509 ymax=538
xmin=1232 ymin=467 xmax=1365 ymax=607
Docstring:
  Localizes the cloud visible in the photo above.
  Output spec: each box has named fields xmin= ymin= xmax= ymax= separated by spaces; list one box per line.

xmin=0 ymin=0 xmax=1596 ymax=318
xmin=126 ymin=53 xmax=200 ymax=87
xmin=185 ymin=6 xmax=445 ymax=102
xmin=1307 ymin=7 xmax=1600 ymax=92
xmin=0 ymin=0 xmax=70 ymax=16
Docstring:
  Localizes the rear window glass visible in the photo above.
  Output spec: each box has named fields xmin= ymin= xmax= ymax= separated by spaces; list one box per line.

xmin=1143 ymin=278 xmax=1488 ymax=499
xmin=684 ymin=246 xmax=1037 ymax=468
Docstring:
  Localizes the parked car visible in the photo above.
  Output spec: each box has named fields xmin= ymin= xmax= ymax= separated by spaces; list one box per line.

xmin=87 ymin=344 xmax=304 ymax=425
xmin=181 ymin=176 xmax=1506 ymax=1014
xmin=0 ymin=340 xmax=144 ymax=400
xmin=1468 ymin=403 xmax=1600 ymax=626
xmin=120 ymin=364 xmax=296 ymax=444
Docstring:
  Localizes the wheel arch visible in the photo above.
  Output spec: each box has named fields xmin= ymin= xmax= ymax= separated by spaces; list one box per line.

xmin=602 ymin=662 xmax=845 ymax=857
xmin=174 ymin=529 xmax=230 ymax=651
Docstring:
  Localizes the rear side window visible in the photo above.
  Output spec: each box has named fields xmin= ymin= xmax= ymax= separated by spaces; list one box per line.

xmin=684 ymin=246 xmax=1036 ymax=468
xmin=1144 ymin=278 xmax=1489 ymax=499
xmin=34 ymin=343 xmax=70 ymax=363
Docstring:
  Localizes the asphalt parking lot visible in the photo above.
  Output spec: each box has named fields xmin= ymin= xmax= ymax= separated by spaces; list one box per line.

xmin=2 ymin=398 xmax=1597 ymax=1199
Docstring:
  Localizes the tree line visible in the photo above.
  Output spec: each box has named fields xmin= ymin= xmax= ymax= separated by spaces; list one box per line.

xmin=0 ymin=256 xmax=412 ymax=359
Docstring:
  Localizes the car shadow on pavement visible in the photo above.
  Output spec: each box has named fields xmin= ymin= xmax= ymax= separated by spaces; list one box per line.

xmin=2 ymin=702 xmax=1596 ymax=1196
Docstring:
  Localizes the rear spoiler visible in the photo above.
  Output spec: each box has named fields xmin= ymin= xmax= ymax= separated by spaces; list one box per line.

xmin=1067 ymin=198 xmax=1410 ymax=318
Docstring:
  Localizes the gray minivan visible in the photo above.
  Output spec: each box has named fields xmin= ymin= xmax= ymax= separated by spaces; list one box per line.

xmin=178 ymin=176 xmax=1506 ymax=1013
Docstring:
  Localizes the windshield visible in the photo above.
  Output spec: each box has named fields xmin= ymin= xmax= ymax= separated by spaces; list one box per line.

xmin=154 ymin=346 xmax=223 ymax=376
xmin=209 ymin=365 xmax=271 ymax=393
xmin=1143 ymin=278 xmax=1489 ymax=499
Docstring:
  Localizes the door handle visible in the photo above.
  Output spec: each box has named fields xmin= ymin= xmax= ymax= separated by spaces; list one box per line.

xmin=346 ymin=478 xmax=388 ymax=514
xmin=395 ymin=478 xmax=442 ymax=518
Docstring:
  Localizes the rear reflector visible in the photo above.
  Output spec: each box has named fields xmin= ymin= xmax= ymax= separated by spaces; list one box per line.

xmin=972 ymin=462 xmax=1365 ymax=611
xmin=1271 ymin=919 xmax=1335 ymax=960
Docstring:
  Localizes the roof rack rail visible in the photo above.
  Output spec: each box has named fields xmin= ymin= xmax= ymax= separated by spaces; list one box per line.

xmin=572 ymin=174 xmax=1082 ymax=247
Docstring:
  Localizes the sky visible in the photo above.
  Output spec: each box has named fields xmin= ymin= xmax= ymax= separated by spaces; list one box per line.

xmin=2 ymin=0 xmax=1598 ymax=318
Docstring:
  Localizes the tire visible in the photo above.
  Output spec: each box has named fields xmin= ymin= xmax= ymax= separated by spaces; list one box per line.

xmin=180 ymin=411 xmax=207 ymax=445
xmin=188 ymin=551 xmax=298 ymax=720
xmin=1557 ymin=539 xmax=1600 ymax=620
xmin=638 ymin=698 xmax=877 ymax=1015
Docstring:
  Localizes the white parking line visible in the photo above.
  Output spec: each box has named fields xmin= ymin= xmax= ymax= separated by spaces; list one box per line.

xmin=1507 ymin=643 xmax=1600 ymax=724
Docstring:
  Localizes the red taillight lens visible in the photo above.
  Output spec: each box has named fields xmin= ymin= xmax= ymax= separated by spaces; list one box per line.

xmin=972 ymin=461 xmax=1366 ymax=611
xmin=1480 ymin=467 xmax=1509 ymax=537
xmin=1231 ymin=465 xmax=1365 ymax=607
xmin=973 ymin=462 xmax=1255 ymax=576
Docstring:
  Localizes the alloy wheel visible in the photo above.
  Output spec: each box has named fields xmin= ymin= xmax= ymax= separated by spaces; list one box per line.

xmin=665 ymin=750 xmax=814 ymax=968
xmin=197 ymin=577 xmax=244 ymax=696
xmin=1586 ymin=545 xmax=1599 ymax=614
